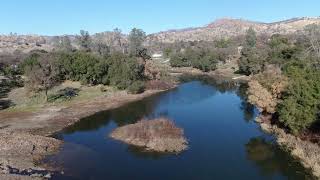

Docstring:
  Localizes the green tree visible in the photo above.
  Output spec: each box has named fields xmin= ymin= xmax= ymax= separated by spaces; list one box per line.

xmin=245 ymin=27 xmax=257 ymax=48
xmin=215 ymin=38 xmax=230 ymax=48
xmin=128 ymin=28 xmax=146 ymax=56
xmin=77 ymin=30 xmax=92 ymax=52
xmin=278 ymin=65 xmax=320 ymax=134
xmin=239 ymin=47 xmax=265 ymax=75
xmin=107 ymin=53 xmax=145 ymax=89
xmin=267 ymin=34 xmax=300 ymax=66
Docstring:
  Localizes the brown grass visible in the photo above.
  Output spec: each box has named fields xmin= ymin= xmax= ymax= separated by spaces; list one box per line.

xmin=145 ymin=80 xmax=175 ymax=90
xmin=110 ymin=118 xmax=188 ymax=153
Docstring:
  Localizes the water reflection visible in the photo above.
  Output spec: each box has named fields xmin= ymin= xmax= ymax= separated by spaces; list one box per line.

xmin=180 ymin=74 xmax=240 ymax=93
xmin=48 ymin=76 xmax=313 ymax=180
xmin=245 ymin=137 xmax=315 ymax=180
xmin=60 ymin=94 xmax=164 ymax=135
xmin=127 ymin=145 xmax=173 ymax=159
xmin=236 ymin=83 xmax=256 ymax=122
xmin=61 ymin=75 xmax=248 ymax=135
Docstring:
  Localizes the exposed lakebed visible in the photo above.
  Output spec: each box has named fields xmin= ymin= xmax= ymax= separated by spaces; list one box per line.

xmin=45 ymin=77 xmax=314 ymax=180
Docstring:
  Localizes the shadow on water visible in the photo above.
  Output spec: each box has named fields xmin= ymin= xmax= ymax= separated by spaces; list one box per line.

xmin=237 ymin=83 xmax=256 ymax=122
xmin=245 ymin=137 xmax=315 ymax=180
xmin=127 ymin=145 xmax=177 ymax=159
xmin=57 ymin=92 xmax=166 ymax=137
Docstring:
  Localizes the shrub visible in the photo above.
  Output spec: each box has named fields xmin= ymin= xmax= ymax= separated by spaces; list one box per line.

xmin=127 ymin=81 xmax=145 ymax=94
xmin=170 ymin=53 xmax=190 ymax=67
xmin=47 ymin=87 xmax=80 ymax=102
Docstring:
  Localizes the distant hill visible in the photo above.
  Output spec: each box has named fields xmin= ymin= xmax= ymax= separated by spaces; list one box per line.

xmin=147 ymin=17 xmax=320 ymax=43
xmin=1 ymin=17 xmax=320 ymax=54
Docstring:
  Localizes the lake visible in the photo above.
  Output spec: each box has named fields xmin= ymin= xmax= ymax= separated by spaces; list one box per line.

xmin=46 ymin=76 xmax=314 ymax=180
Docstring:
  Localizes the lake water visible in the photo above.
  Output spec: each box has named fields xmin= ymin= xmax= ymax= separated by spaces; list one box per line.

xmin=46 ymin=76 xmax=314 ymax=180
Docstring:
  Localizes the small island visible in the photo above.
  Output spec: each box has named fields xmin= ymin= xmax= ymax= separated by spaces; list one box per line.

xmin=110 ymin=118 xmax=188 ymax=153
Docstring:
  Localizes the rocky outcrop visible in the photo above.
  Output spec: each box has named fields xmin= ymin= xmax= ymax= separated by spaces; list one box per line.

xmin=110 ymin=118 xmax=188 ymax=153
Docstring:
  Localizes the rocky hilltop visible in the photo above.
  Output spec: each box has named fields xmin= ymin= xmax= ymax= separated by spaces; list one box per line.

xmin=148 ymin=17 xmax=320 ymax=43
xmin=0 ymin=34 xmax=52 ymax=54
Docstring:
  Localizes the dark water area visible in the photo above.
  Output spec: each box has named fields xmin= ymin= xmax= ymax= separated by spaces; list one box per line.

xmin=46 ymin=76 xmax=314 ymax=180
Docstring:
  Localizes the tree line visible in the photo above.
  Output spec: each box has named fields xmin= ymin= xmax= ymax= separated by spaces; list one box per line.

xmin=1 ymin=28 xmax=150 ymax=102
xmin=243 ymin=25 xmax=320 ymax=135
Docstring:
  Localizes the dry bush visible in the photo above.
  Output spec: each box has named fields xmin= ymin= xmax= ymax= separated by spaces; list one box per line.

xmin=247 ymin=80 xmax=278 ymax=113
xmin=247 ymin=66 xmax=288 ymax=113
xmin=254 ymin=65 xmax=288 ymax=98
xmin=145 ymin=80 xmax=174 ymax=90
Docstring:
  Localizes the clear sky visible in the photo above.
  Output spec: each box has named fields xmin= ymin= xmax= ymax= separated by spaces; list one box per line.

xmin=1 ymin=0 xmax=319 ymax=35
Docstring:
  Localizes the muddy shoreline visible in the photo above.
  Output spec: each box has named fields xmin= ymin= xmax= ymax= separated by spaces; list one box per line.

xmin=0 ymin=89 xmax=170 ymax=179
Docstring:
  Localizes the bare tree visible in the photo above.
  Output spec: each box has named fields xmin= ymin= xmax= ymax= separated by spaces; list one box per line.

xmin=52 ymin=35 xmax=73 ymax=52
xmin=25 ymin=54 xmax=60 ymax=101
xmin=113 ymin=28 xmax=124 ymax=53
xmin=304 ymin=24 xmax=320 ymax=58
xmin=90 ymin=33 xmax=110 ymax=56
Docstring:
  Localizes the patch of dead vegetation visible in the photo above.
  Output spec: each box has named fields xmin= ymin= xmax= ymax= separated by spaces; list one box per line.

xmin=110 ymin=118 xmax=188 ymax=153
xmin=145 ymin=80 xmax=176 ymax=90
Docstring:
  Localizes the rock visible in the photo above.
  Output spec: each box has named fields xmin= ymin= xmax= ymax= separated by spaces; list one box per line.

xmin=44 ymin=173 xmax=51 ymax=178
xmin=110 ymin=118 xmax=188 ymax=153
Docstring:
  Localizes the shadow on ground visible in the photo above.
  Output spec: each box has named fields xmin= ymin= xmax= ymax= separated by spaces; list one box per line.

xmin=0 ymin=81 xmax=14 ymax=110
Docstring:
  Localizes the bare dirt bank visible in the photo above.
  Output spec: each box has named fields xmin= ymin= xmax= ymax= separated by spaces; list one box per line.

xmin=257 ymin=116 xmax=320 ymax=178
xmin=0 ymin=89 xmax=168 ymax=179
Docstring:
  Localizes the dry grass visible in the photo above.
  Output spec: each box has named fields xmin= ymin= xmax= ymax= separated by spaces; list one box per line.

xmin=145 ymin=80 xmax=175 ymax=90
xmin=110 ymin=118 xmax=188 ymax=153
xmin=5 ymin=80 xmax=118 ymax=112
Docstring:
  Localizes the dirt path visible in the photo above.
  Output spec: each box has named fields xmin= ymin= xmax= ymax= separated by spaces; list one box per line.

xmin=0 ymin=89 xmax=166 ymax=179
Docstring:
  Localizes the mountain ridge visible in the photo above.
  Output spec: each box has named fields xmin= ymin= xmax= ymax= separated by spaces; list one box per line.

xmin=147 ymin=17 xmax=320 ymax=43
xmin=1 ymin=17 xmax=320 ymax=53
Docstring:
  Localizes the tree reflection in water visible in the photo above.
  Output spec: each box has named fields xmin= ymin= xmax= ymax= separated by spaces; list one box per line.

xmin=245 ymin=137 xmax=315 ymax=180
xmin=127 ymin=145 xmax=175 ymax=159
xmin=60 ymin=93 xmax=164 ymax=135
xmin=237 ymin=83 xmax=256 ymax=122
xmin=60 ymin=75 xmax=256 ymax=135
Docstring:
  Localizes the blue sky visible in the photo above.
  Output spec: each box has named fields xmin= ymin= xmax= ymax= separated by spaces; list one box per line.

xmin=1 ymin=0 xmax=319 ymax=35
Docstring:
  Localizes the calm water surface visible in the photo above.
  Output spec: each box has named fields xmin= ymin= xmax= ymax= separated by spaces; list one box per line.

xmin=47 ymin=77 xmax=314 ymax=180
